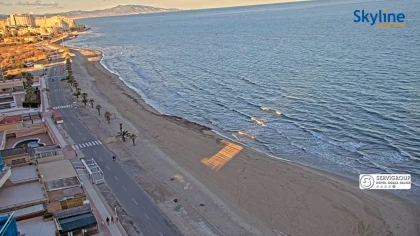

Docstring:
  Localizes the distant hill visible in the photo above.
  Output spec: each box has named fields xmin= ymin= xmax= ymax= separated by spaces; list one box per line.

xmin=47 ymin=5 xmax=179 ymax=19
xmin=0 ymin=5 xmax=178 ymax=20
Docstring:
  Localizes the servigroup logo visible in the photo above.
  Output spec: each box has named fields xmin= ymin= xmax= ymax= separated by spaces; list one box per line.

xmin=354 ymin=10 xmax=406 ymax=28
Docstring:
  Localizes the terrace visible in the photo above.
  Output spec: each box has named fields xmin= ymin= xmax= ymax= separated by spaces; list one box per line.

xmin=8 ymin=165 xmax=38 ymax=184
xmin=17 ymin=216 xmax=56 ymax=236
xmin=0 ymin=181 xmax=47 ymax=212
xmin=5 ymin=133 xmax=53 ymax=149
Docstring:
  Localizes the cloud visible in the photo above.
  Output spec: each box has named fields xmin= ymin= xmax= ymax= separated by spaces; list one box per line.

xmin=0 ymin=0 xmax=63 ymax=8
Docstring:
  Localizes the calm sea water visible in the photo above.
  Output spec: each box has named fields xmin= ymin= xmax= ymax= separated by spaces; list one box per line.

xmin=64 ymin=0 xmax=420 ymax=202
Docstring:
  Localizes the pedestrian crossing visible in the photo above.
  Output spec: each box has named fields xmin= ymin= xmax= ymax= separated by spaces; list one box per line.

xmin=52 ymin=104 xmax=76 ymax=110
xmin=72 ymin=140 xmax=102 ymax=150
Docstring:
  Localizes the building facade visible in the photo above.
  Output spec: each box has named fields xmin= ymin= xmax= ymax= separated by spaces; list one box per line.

xmin=7 ymin=14 xmax=35 ymax=27
xmin=35 ymin=16 xmax=75 ymax=30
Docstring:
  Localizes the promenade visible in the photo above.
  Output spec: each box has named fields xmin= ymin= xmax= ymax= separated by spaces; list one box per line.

xmin=40 ymin=51 xmax=125 ymax=236
xmin=43 ymin=44 xmax=180 ymax=236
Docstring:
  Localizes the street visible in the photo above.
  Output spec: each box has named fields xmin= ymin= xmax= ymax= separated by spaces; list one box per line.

xmin=45 ymin=47 xmax=181 ymax=236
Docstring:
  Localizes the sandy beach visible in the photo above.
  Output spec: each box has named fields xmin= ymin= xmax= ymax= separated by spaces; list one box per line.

xmin=62 ymin=46 xmax=420 ymax=236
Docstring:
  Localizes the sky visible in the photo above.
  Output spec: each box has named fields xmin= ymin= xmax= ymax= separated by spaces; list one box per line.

xmin=0 ymin=0 xmax=303 ymax=15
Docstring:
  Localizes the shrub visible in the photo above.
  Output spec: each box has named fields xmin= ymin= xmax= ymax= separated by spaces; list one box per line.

xmin=43 ymin=212 xmax=53 ymax=219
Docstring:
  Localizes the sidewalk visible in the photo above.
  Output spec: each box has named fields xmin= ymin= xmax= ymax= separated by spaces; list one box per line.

xmin=44 ymin=91 xmax=126 ymax=236
xmin=40 ymin=76 xmax=49 ymax=112
xmin=44 ymin=117 xmax=67 ymax=147
xmin=79 ymin=173 xmax=123 ymax=236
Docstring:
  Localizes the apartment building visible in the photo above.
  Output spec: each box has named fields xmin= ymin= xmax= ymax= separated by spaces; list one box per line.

xmin=0 ymin=79 xmax=25 ymax=110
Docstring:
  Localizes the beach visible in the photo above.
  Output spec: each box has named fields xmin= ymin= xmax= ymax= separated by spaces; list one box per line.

xmin=63 ymin=46 xmax=420 ymax=236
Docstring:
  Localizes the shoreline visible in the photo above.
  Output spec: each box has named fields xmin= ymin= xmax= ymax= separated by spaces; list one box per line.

xmin=73 ymin=43 xmax=416 ymax=201
xmin=60 ymin=40 xmax=420 ymax=235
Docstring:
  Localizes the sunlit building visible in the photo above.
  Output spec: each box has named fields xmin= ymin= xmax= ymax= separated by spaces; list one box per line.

xmin=35 ymin=16 xmax=75 ymax=30
xmin=7 ymin=14 xmax=35 ymax=27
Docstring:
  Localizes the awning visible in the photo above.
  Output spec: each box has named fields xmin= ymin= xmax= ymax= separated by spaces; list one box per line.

xmin=57 ymin=213 xmax=96 ymax=233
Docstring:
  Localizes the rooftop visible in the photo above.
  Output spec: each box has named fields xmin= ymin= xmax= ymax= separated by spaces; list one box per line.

xmin=6 ymin=204 xmax=45 ymax=219
xmin=58 ymin=212 xmax=96 ymax=233
xmin=0 ymin=147 xmax=27 ymax=158
xmin=8 ymin=165 xmax=38 ymax=183
xmin=0 ymin=115 xmax=21 ymax=124
xmin=38 ymin=159 xmax=77 ymax=182
xmin=45 ymin=177 xmax=81 ymax=192
xmin=17 ymin=216 xmax=56 ymax=236
xmin=54 ymin=204 xmax=91 ymax=220
xmin=29 ymin=145 xmax=61 ymax=154
xmin=0 ymin=182 xmax=45 ymax=211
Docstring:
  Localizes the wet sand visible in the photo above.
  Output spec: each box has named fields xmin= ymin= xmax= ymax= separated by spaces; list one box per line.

xmin=68 ymin=47 xmax=420 ymax=236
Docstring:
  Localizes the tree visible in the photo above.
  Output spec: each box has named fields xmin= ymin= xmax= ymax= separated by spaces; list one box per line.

xmin=96 ymin=104 xmax=102 ymax=115
xmin=74 ymin=87 xmax=81 ymax=98
xmin=22 ymin=72 xmax=37 ymax=103
xmin=72 ymin=80 xmax=78 ymax=88
xmin=81 ymin=92 xmax=88 ymax=100
xmin=22 ymin=72 xmax=34 ymax=89
xmin=25 ymin=87 xmax=37 ymax=102
xmin=89 ymin=99 xmax=94 ymax=108
xmin=104 ymin=111 xmax=112 ymax=124
xmin=116 ymin=130 xmax=129 ymax=142
xmin=82 ymin=97 xmax=88 ymax=106
xmin=128 ymin=133 xmax=137 ymax=146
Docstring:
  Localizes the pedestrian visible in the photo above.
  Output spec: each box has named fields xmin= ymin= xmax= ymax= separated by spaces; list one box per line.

xmin=106 ymin=217 xmax=109 ymax=225
xmin=111 ymin=216 xmax=114 ymax=224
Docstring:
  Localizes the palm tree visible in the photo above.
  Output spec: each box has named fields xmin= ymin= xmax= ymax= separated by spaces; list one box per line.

xmin=104 ymin=111 xmax=112 ymax=124
xmin=72 ymin=80 xmax=79 ymax=88
xmin=116 ymin=130 xmax=129 ymax=142
xmin=96 ymin=104 xmax=102 ymax=115
xmin=74 ymin=87 xmax=81 ymax=98
xmin=82 ymin=97 xmax=88 ymax=106
xmin=89 ymin=99 xmax=94 ymax=108
xmin=128 ymin=133 xmax=137 ymax=146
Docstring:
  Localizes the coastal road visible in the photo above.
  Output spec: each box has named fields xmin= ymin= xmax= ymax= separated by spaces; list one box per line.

xmin=45 ymin=48 xmax=181 ymax=236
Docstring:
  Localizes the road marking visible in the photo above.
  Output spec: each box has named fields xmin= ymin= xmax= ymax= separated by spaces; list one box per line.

xmin=98 ymin=140 xmax=103 ymax=145
xmin=144 ymin=213 xmax=150 ymax=220
xmin=159 ymin=232 xmax=163 ymax=236
xmin=93 ymin=150 xmax=97 ymax=154
xmin=81 ymin=143 xmax=85 ymax=148
xmin=122 ymin=186 xmax=127 ymax=191
xmin=106 ymin=166 xmax=110 ymax=170
xmin=72 ymin=145 xmax=75 ymax=150
xmin=114 ymin=176 xmax=118 ymax=180
xmin=79 ymin=132 xmax=83 ymax=136
xmin=132 ymin=198 xmax=138 ymax=205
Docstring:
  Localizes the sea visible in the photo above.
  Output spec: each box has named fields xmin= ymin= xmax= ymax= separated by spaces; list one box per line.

xmin=63 ymin=0 xmax=420 ymax=203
